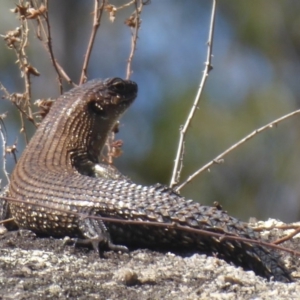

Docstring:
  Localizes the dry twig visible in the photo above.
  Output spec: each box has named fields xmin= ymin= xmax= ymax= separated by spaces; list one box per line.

xmin=34 ymin=0 xmax=70 ymax=91
xmin=0 ymin=114 xmax=10 ymax=184
xmin=125 ymin=0 xmax=143 ymax=79
xmin=273 ymin=226 xmax=300 ymax=245
xmin=170 ymin=0 xmax=217 ymax=188
xmin=79 ymin=0 xmax=106 ymax=84
xmin=175 ymin=109 xmax=300 ymax=192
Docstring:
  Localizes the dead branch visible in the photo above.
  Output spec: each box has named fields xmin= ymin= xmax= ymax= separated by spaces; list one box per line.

xmin=79 ymin=0 xmax=106 ymax=85
xmin=176 ymin=109 xmax=300 ymax=192
xmin=170 ymin=0 xmax=217 ymax=188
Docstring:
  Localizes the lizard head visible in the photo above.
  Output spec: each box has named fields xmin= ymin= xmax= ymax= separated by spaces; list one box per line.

xmin=83 ymin=77 xmax=138 ymax=151
xmin=86 ymin=77 xmax=138 ymax=120
xmin=71 ymin=77 xmax=138 ymax=173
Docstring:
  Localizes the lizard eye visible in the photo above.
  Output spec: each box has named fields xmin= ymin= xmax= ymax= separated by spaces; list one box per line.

xmin=111 ymin=79 xmax=126 ymax=93
xmin=88 ymin=101 xmax=107 ymax=118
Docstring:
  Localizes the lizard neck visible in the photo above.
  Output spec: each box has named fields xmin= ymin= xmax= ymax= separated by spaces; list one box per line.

xmin=20 ymin=78 xmax=137 ymax=176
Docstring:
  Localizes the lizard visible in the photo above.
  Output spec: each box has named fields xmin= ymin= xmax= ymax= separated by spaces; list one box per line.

xmin=1 ymin=77 xmax=293 ymax=282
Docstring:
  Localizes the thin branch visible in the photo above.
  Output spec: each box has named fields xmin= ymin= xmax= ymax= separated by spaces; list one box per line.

xmin=2 ymin=2 xmax=43 ymax=140
xmin=28 ymin=0 xmax=74 ymax=91
xmin=273 ymin=226 xmax=300 ymax=245
xmin=117 ymin=0 xmax=135 ymax=10
xmin=40 ymin=0 xmax=64 ymax=93
xmin=2 ymin=196 xmax=299 ymax=257
xmin=125 ymin=0 xmax=142 ymax=80
xmin=17 ymin=12 xmax=32 ymax=117
xmin=3 ymin=90 xmax=37 ymax=127
xmin=176 ymin=109 xmax=300 ymax=192
xmin=79 ymin=0 xmax=105 ymax=84
xmin=170 ymin=0 xmax=217 ymax=188
xmin=0 ymin=217 xmax=14 ymax=224
xmin=55 ymin=60 xmax=74 ymax=86
xmin=0 ymin=115 xmax=10 ymax=184
xmin=17 ymin=14 xmax=32 ymax=144
xmin=254 ymin=224 xmax=300 ymax=232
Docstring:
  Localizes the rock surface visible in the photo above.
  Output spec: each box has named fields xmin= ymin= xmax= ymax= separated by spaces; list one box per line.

xmin=0 ymin=219 xmax=299 ymax=299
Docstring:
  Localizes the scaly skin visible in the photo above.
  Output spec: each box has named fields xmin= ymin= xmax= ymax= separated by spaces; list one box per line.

xmin=4 ymin=78 xmax=292 ymax=282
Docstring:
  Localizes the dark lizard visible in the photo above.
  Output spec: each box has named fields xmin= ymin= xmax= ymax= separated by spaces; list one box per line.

xmin=1 ymin=78 xmax=293 ymax=282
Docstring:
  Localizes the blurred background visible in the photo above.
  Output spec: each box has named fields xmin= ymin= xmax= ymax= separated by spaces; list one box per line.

xmin=0 ymin=0 xmax=299 ymax=222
